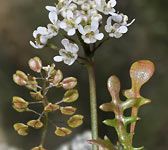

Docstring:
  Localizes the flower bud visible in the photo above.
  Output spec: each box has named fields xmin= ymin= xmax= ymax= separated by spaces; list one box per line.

xmin=63 ymin=89 xmax=79 ymax=103
xmin=13 ymin=96 xmax=28 ymax=112
xmin=44 ymin=103 xmax=60 ymax=112
xmin=67 ymin=115 xmax=84 ymax=128
xmin=27 ymin=120 xmax=43 ymax=129
xmin=30 ymin=92 xmax=44 ymax=101
xmin=62 ymin=77 xmax=77 ymax=90
xmin=31 ymin=146 xmax=46 ymax=150
xmin=60 ymin=106 xmax=76 ymax=115
xmin=13 ymin=123 xmax=28 ymax=136
xmin=28 ymin=57 xmax=42 ymax=73
xmin=13 ymin=70 xmax=28 ymax=86
xmin=55 ymin=127 xmax=72 ymax=136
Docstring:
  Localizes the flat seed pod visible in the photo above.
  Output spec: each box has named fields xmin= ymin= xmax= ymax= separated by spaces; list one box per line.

xmin=67 ymin=115 xmax=84 ymax=128
xmin=28 ymin=57 xmax=42 ymax=73
xmin=13 ymin=96 xmax=28 ymax=109
xmin=27 ymin=120 xmax=43 ymax=129
xmin=13 ymin=123 xmax=28 ymax=136
xmin=62 ymin=77 xmax=77 ymax=90
xmin=30 ymin=92 xmax=44 ymax=101
xmin=44 ymin=103 xmax=60 ymax=112
xmin=63 ymin=89 xmax=79 ymax=103
xmin=60 ymin=106 xmax=76 ymax=115
xmin=55 ymin=127 xmax=72 ymax=136
xmin=13 ymin=70 xmax=28 ymax=86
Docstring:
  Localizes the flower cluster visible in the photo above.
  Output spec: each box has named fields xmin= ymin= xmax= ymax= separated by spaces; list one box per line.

xmin=13 ymin=57 xmax=84 ymax=150
xmin=30 ymin=0 xmax=135 ymax=65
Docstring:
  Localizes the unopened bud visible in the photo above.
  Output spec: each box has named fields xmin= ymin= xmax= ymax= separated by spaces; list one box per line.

xmin=28 ymin=57 xmax=42 ymax=73
xmin=31 ymin=146 xmax=46 ymax=150
xmin=30 ymin=92 xmax=44 ymax=101
xmin=63 ymin=89 xmax=79 ymax=103
xmin=13 ymin=96 xmax=28 ymax=112
xmin=62 ymin=77 xmax=77 ymax=90
xmin=44 ymin=103 xmax=60 ymax=112
xmin=13 ymin=70 xmax=28 ymax=86
xmin=60 ymin=106 xmax=76 ymax=115
xmin=67 ymin=115 xmax=84 ymax=128
xmin=27 ymin=120 xmax=43 ymax=129
xmin=55 ymin=127 xmax=72 ymax=136
xmin=13 ymin=123 xmax=28 ymax=136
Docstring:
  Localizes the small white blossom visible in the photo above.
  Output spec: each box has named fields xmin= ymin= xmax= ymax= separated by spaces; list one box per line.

xmin=105 ymin=16 xmax=128 ymax=38
xmin=54 ymin=39 xmax=79 ymax=65
xmin=78 ymin=21 xmax=104 ymax=44
xmin=73 ymin=0 xmax=87 ymax=5
xmin=30 ymin=27 xmax=51 ymax=49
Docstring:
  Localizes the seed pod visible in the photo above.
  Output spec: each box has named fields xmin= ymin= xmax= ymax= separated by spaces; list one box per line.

xmin=28 ymin=57 xmax=42 ymax=73
xmin=31 ymin=146 xmax=46 ymax=150
xmin=30 ymin=92 xmax=44 ymax=101
xmin=52 ymin=70 xmax=63 ymax=86
xmin=13 ymin=96 xmax=28 ymax=111
xmin=63 ymin=89 xmax=79 ymax=103
xmin=60 ymin=106 xmax=76 ymax=115
xmin=44 ymin=103 xmax=60 ymax=112
xmin=67 ymin=115 xmax=84 ymax=128
xmin=27 ymin=120 xmax=43 ymax=129
xmin=26 ymin=75 xmax=38 ymax=91
xmin=13 ymin=70 xmax=28 ymax=86
xmin=62 ymin=77 xmax=77 ymax=90
xmin=13 ymin=123 xmax=28 ymax=136
xmin=55 ymin=127 xmax=72 ymax=136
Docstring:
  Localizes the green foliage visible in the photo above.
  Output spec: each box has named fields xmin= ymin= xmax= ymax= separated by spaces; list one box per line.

xmin=89 ymin=60 xmax=155 ymax=150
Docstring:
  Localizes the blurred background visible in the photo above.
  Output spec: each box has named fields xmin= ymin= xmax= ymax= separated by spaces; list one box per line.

xmin=0 ymin=0 xmax=168 ymax=149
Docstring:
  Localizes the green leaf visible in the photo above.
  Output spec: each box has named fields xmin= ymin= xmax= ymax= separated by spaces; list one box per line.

xmin=122 ymin=116 xmax=136 ymax=127
xmin=103 ymin=119 xmax=117 ymax=128
xmin=88 ymin=139 xmax=115 ymax=150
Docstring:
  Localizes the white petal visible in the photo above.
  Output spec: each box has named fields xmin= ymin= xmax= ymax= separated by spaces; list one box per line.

xmin=60 ymin=21 xmax=67 ymax=29
xmin=33 ymin=30 xmax=38 ymax=38
xmin=68 ymin=28 xmax=76 ymax=36
xmin=84 ymin=38 xmax=91 ymax=44
xmin=78 ymin=25 xmax=86 ymax=35
xmin=75 ymin=16 xmax=82 ymax=24
xmin=106 ymin=16 xmax=112 ymax=25
xmin=49 ymin=11 xmax=58 ymax=24
xmin=45 ymin=6 xmax=56 ymax=12
xmin=53 ymin=56 xmax=64 ymax=62
xmin=91 ymin=20 xmax=99 ymax=32
xmin=64 ymin=58 xmax=74 ymax=66
xmin=30 ymin=41 xmax=43 ymax=49
xmin=127 ymin=19 xmax=135 ymax=26
xmin=95 ymin=33 xmax=104 ymax=40
xmin=119 ymin=26 xmax=128 ymax=33
xmin=71 ymin=44 xmax=79 ymax=53
xmin=37 ymin=27 xmax=48 ymax=35
xmin=108 ymin=0 xmax=117 ymax=8
xmin=40 ymin=36 xmax=48 ymax=44
xmin=61 ymin=39 xmax=69 ymax=50
xmin=67 ymin=10 xmax=73 ymax=20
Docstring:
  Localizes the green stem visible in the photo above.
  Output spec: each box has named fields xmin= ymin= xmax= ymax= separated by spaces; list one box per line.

xmin=40 ymin=80 xmax=48 ymax=147
xmin=86 ymin=57 xmax=98 ymax=150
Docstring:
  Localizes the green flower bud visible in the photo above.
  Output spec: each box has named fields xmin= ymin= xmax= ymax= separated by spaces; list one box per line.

xmin=67 ymin=115 xmax=84 ymax=128
xmin=13 ymin=123 xmax=28 ymax=136
xmin=63 ymin=89 xmax=79 ymax=103
xmin=28 ymin=57 xmax=42 ymax=73
xmin=27 ymin=120 xmax=43 ymax=129
xmin=12 ymin=96 xmax=28 ymax=112
xmin=44 ymin=103 xmax=60 ymax=112
xmin=30 ymin=92 xmax=44 ymax=101
xmin=31 ymin=146 xmax=46 ymax=150
xmin=55 ymin=127 xmax=72 ymax=136
xmin=13 ymin=70 xmax=28 ymax=86
xmin=62 ymin=77 xmax=77 ymax=90
xmin=60 ymin=106 xmax=76 ymax=115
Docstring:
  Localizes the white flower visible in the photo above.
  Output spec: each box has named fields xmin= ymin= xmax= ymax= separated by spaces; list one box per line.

xmin=105 ymin=16 xmax=128 ymax=38
xmin=110 ymin=13 xmax=135 ymax=26
xmin=95 ymin=0 xmax=116 ymax=15
xmin=60 ymin=10 xmax=82 ymax=36
xmin=78 ymin=21 xmax=104 ymax=44
xmin=54 ymin=39 xmax=79 ymax=65
xmin=30 ymin=27 xmax=51 ymax=49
